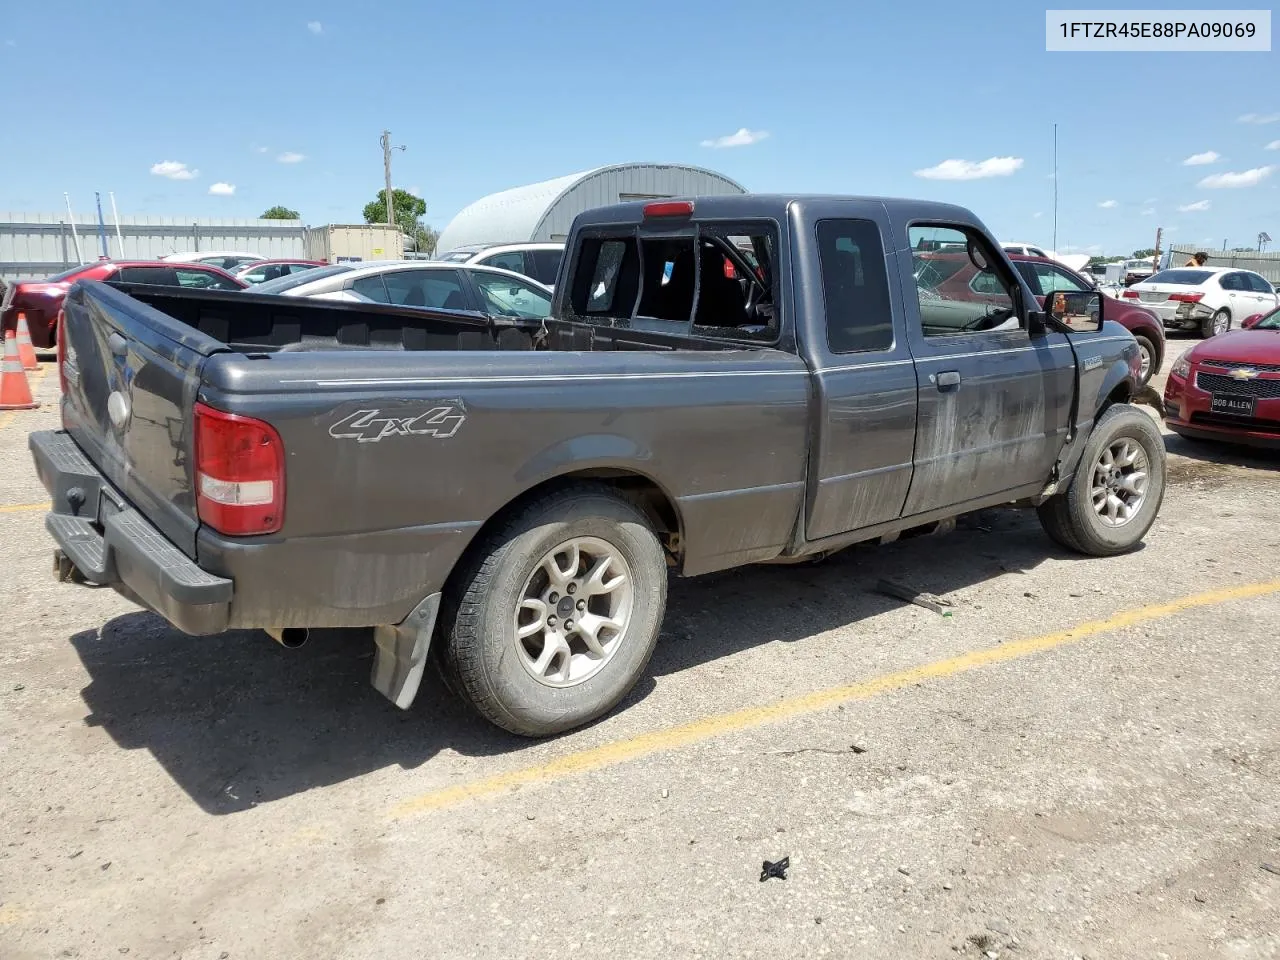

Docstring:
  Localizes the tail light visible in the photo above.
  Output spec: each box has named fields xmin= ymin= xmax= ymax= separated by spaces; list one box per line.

xmin=1169 ymin=292 xmax=1203 ymax=303
xmin=194 ymin=402 xmax=285 ymax=535
xmin=1122 ymin=290 xmax=1139 ymax=299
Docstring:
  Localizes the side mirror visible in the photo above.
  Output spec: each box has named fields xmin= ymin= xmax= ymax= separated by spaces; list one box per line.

xmin=1049 ymin=290 xmax=1104 ymax=332
xmin=1242 ymin=313 xmax=1263 ymax=329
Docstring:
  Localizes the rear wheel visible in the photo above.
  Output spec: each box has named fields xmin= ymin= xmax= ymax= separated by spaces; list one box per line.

xmin=437 ymin=483 xmax=667 ymax=737
xmin=1201 ymin=308 xmax=1230 ymax=338
xmin=1038 ymin=403 xmax=1166 ymax=556
xmin=1133 ymin=335 xmax=1157 ymax=384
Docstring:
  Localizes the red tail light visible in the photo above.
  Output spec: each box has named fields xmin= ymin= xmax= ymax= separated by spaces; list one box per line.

xmin=1122 ymin=290 xmax=1140 ymax=299
xmin=1168 ymin=292 xmax=1203 ymax=303
xmin=194 ymin=402 xmax=285 ymax=535
xmin=643 ymin=200 xmax=694 ymax=218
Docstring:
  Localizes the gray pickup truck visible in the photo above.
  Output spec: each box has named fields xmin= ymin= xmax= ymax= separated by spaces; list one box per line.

xmin=31 ymin=194 xmax=1165 ymax=736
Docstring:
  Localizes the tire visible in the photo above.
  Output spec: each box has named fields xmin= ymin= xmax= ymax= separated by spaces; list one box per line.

xmin=1133 ymin=335 xmax=1157 ymax=385
xmin=1037 ymin=403 xmax=1166 ymax=557
xmin=1201 ymin=308 xmax=1230 ymax=339
xmin=437 ymin=482 xmax=667 ymax=737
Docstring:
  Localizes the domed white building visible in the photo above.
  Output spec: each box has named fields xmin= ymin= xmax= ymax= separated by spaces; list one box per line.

xmin=435 ymin=162 xmax=747 ymax=255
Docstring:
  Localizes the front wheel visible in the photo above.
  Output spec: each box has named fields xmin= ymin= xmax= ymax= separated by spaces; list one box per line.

xmin=437 ymin=483 xmax=667 ymax=737
xmin=1038 ymin=403 xmax=1166 ymax=556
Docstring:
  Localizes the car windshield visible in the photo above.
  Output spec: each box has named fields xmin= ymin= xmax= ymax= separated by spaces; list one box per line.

xmin=1146 ymin=269 xmax=1211 ymax=285
xmin=1255 ymin=308 xmax=1280 ymax=330
xmin=253 ymin=264 xmax=352 ymax=293
xmin=436 ymin=250 xmax=477 ymax=263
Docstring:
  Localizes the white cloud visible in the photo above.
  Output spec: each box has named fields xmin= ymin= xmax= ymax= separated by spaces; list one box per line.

xmin=306 ymin=21 xmax=323 ymax=34
xmin=914 ymin=156 xmax=1024 ymax=180
xmin=1032 ymin=211 xmax=1043 ymax=219
xmin=1178 ymin=200 xmax=1211 ymax=212
xmin=208 ymin=182 xmax=236 ymax=197
xmin=1266 ymin=140 xmax=1280 ymax=151
xmin=253 ymin=145 xmax=270 ymax=154
xmin=1197 ymin=165 xmax=1274 ymax=189
xmin=1182 ymin=150 xmax=1220 ymax=166
xmin=1238 ymin=112 xmax=1280 ymax=124
xmin=699 ymin=127 xmax=769 ymax=149
xmin=1097 ymin=199 xmax=1118 ymax=208
xmin=408 ymin=185 xmax=422 ymax=197
xmin=1140 ymin=207 xmax=1156 ymax=216
xmin=277 ymin=151 xmax=306 ymax=163
xmin=150 ymin=160 xmax=197 ymax=180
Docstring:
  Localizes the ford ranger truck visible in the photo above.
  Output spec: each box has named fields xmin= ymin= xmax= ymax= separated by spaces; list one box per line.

xmin=31 ymin=195 xmax=1163 ymax=736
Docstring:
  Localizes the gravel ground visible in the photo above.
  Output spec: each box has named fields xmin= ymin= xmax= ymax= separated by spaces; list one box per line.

xmin=1 ymin=340 xmax=1278 ymax=960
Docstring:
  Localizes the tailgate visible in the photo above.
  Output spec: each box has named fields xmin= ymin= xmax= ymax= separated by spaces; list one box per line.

xmin=60 ymin=280 xmax=228 ymax=558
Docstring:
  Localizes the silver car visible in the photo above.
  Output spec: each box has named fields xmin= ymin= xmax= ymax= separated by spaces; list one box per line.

xmin=252 ymin=260 xmax=554 ymax=321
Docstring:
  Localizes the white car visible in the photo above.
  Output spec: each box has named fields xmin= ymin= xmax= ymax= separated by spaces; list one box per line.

xmin=1122 ymin=266 xmax=1279 ymax=338
xmin=1001 ymin=242 xmax=1090 ymax=273
xmin=434 ymin=242 xmax=564 ymax=288
xmin=252 ymin=260 xmax=554 ymax=321
xmin=162 ymin=250 xmax=266 ymax=272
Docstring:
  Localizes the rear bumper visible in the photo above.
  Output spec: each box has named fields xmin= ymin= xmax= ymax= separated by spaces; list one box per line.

xmin=30 ymin=430 xmax=233 ymax=634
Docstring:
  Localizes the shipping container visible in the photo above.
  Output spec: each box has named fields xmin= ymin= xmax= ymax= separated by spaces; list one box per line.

xmin=303 ymin=224 xmax=404 ymax=264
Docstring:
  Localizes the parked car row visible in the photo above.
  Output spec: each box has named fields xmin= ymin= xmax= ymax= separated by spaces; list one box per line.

xmin=1122 ymin=266 xmax=1279 ymax=338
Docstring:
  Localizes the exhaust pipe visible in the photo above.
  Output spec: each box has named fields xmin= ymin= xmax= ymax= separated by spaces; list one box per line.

xmin=265 ymin=627 xmax=310 ymax=649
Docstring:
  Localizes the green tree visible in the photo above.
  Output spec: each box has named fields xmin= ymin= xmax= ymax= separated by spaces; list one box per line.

xmin=362 ymin=189 xmax=437 ymax=254
xmin=260 ymin=205 xmax=300 ymax=220
xmin=1131 ymin=248 xmax=1157 ymax=259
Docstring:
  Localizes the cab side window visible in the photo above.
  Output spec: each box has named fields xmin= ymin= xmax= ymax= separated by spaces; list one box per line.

xmin=908 ymin=225 xmax=1020 ymax=337
xmin=816 ymin=219 xmax=893 ymax=353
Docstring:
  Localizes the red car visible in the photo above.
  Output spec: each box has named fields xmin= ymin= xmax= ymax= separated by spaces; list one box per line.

xmin=1163 ymin=307 xmax=1280 ymax=448
xmin=913 ymin=251 xmax=1166 ymax=382
xmin=1 ymin=260 xmax=246 ymax=349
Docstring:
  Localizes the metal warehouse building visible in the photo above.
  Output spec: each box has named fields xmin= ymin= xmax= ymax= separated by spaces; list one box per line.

xmin=435 ymin=162 xmax=747 ymax=255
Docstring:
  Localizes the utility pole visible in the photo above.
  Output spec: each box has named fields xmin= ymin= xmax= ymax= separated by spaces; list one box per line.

xmin=1052 ymin=123 xmax=1058 ymax=254
xmin=1152 ymin=227 xmax=1162 ymax=275
xmin=379 ymin=130 xmax=405 ymax=230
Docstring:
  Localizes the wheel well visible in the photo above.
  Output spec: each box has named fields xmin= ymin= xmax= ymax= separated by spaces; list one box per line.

xmin=473 ymin=470 xmax=684 ymax=563
xmin=1107 ymin=380 xmax=1133 ymax=406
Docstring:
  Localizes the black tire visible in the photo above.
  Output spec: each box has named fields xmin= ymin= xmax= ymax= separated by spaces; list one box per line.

xmin=1133 ymin=334 xmax=1158 ymax=385
xmin=437 ymin=483 xmax=667 ymax=737
xmin=1037 ymin=403 xmax=1166 ymax=557
xmin=1201 ymin=308 xmax=1230 ymax=339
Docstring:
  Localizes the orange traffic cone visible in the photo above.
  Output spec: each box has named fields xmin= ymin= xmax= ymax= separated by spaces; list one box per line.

xmin=0 ymin=330 xmax=39 ymax=410
xmin=15 ymin=312 xmax=38 ymax=371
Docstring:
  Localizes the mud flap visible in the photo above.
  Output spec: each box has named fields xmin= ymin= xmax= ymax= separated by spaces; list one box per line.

xmin=371 ymin=592 xmax=441 ymax=709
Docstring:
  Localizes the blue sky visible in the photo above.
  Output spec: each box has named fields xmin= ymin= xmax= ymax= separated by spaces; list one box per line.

xmin=1 ymin=0 xmax=1277 ymax=257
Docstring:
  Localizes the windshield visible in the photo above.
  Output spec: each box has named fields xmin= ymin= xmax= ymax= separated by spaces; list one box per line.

xmin=436 ymin=250 xmax=477 ymax=263
xmin=1255 ymin=307 xmax=1280 ymax=330
xmin=1145 ymin=269 xmax=1211 ymax=285
xmin=253 ymin=264 xmax=352 ymax=293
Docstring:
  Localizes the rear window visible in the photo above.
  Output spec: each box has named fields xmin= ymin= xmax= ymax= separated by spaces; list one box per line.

xmin=531 ymin=248 xmax=563 ymax=285
xmin=566 ymin=223 xmax=778 ymax=340
xmin=115 ymin=266 xmax=178 ymax=285
xmin=46 ymin=264 xmax=94 ymax=282
xmin=254 ymin=264 xmax=352 ymax=294
xmin=1146 ymin=269 xmax=1211 ymax=285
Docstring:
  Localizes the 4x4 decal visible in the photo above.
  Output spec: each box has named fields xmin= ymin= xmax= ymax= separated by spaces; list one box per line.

xmin=329 ymin=404 xmax=465 ymax=442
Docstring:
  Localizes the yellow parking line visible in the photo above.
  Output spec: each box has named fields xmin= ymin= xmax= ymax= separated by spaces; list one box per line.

xmin=390 ymin=579 xmax=1280 ymax=819
xmin=0 ymin=501 xmax=50 ymax=513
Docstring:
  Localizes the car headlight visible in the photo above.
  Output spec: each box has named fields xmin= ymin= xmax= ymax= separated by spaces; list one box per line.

xmin=1171 ymin=356 xmax=1191 ymax=379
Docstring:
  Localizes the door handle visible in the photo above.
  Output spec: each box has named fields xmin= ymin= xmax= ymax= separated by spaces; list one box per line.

xmin=108 ymin=332 xmax=128 ymax=358
xmin=936 ymin=370 xmax=961 ymax=390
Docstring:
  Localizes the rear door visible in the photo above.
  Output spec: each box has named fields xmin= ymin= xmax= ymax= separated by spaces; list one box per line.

xmin=898 ymin=224 xmax=1075 ymax=516
xmin=797 ymin=203 xmax=919 ymax=539
xmin=1245 ymin=272 xmax=1279 ymax=312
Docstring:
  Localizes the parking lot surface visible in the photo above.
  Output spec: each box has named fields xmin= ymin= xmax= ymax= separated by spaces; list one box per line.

xmin=2 ymin=342 xmax=1278 ymax=960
